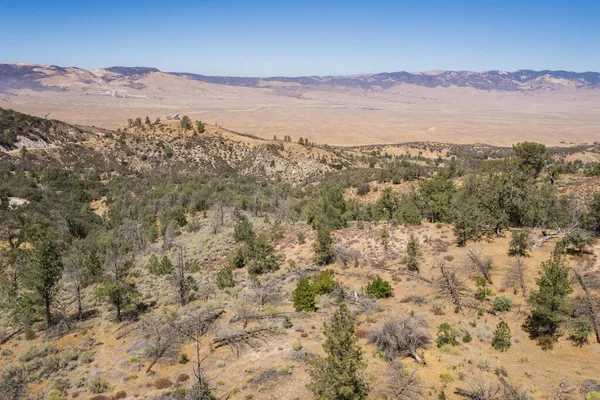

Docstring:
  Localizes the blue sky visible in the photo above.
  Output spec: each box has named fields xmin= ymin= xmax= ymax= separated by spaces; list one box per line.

xmin=1 ymin=0 xmax=599 ymax=76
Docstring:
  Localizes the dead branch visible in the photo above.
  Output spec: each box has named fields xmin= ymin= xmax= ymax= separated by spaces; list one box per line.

xmin=432 ymin=260 xmax=473 ymax=314
xmin=467 ymin=249 xmax=493 ymax=284
xmin=0 ymin=326 xmax=24 ymax=345
xmin=574 ymin=264 xmax=600 ymax=344
xmin=212 ymin=326 xmax=277 ymax=354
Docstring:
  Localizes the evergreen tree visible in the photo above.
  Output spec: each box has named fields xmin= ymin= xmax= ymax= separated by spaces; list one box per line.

xmin=405 ymin=233 xmax=421 ymax=272
xmin=513 ymin=142 xmax=548 ymax=178
xmin=180 ymin=115 xmax=192 ymax=131
xmin=19 ymin=232 xmax=64 ymax=326
xmin=293 ymin=277 xmax=316 ymax=312
xmin=196 ymin=120 xmax=205 ymax=133
xmin=508 ymin=230 xmax=530 ymax=257
xmin=96 ymin=246 xmax=140 ymax=322
xmin=308 ymin=303 xmax=369 ymax=399
xmin=524 ymin=244 xmax=573 ymax=348
xmin=233 ymin=214 xmax=255 ymax=243
xmin=313 ymin=228 xmax=335 ymax=266
xmin=491 ymin=320 xmax=511 ymax=351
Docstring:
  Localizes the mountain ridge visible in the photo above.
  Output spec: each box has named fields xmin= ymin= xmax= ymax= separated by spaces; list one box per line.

xmin=2 ymin=62 xmax=600 ymax=92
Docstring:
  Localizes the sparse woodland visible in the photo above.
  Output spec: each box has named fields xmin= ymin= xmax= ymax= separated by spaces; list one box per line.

xmin=1 ymin=110 xmax=600 ymax=399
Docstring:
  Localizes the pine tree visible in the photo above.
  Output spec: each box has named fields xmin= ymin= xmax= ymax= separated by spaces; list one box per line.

xmin=96 ymin=246 xmax=140 ymax=322
xmin=491 ymin=320 xmax=511 ymax=351
xmin=313 ymin=228 xmax=335 ymax=266
xmin=405 ymin=233 xmax=421 ymax=272
xmin=524 ymin=244 xmax=573 ymax=348
xmin=293 ymin=277 xmax=316 ymax=312
xmin=19 ymin=232 xmax=64 ymax=327
xmin=308 ymin=303 xmax=369 ymax=399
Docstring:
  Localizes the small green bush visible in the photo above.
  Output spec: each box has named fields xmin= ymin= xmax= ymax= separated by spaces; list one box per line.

xmin=436 ymin=323 xmax=458 ymax=347
xmin=586 ymin=391 xmax=600 ymax=400
xmin=492 ymin=296 xmax=512 ymax=312
xmin=216 ymin=266 xmax=234 ymax=289
xmin=365 ymin=275 xmax=393 ymax=298
xmin=89 ymin=375 xmax=110 ymax=394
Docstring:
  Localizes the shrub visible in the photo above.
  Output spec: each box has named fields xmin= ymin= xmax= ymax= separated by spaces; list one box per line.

xmin=178 ymin=353 xmax=189 ymax=364
xmin=292 ymin=339 xmax=303 ymax=351
xmin=570 ymin=317 xmax=592 ymax=346
xmin=282 ymin=316 xmax=293 ymax=329
xmin=154 ymin=378 xmax=173 ymax=389
xmin=491 ymin=320 xmax=511 ymax=352
xmin=297 ymin=232 xmax=306 ymax=244
xmin=312 ymin=228 xmax=335 ymax=265
xmin=356 ymin=182 xmax=370 ymax=196
xmin=365 ymin=276 xmax=393 ymax=298
xmin=176 ymin=374 xmax=190 ymax=383
xmin=462 ymin=332 xmax=472 ymax=343
xmin=312 ymin=270 xmax=337 ymax=295
xmin=475 ymin=278 xmax=494 ymax=302
xmin=89 ymin=376 xmax=110 ymax=394
xmin=436 ymin=323 xmax=458 ymax=347
xmin=439 ymin=371 xmax=454 ymax=383
xmin=216 ymin=266 xmax=234 ymax=289
xmin=114 ymin=391 xmax=127 ymax=399
xmin=293 ymin=277 xmax=316 ymax=312
xmin=492 ymin=296 xmax=512 ymax=312
xmin=586 ymin=392 xmax=600 ymax=400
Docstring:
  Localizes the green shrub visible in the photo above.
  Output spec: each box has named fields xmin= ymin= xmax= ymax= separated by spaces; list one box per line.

xmin=178 ymin=353 xmax=189 ymax=364
xmin=216 ymin=266 xmax=235 ymax=289
xmin=436 ymin=323 xmax=458 ymax=347
xmin=570 ymin=317 xmax=592 ymax=346
xmin=312 ymin=270 xmax=337 ymax=295
xmin=462 ymin=332 xmax=472 ymax=343
xmin=586 ymin=392 xmax=600 ymax=400
xmin=89 ymin=375 xmax=110 ymax=394
xmin=492 ymin=296 xmax=512 ymax=312
xmin=293 ymin=277 xmax=316 ymax=312
xmin=365 ymin=276 xmax=393 ymax=298
xmin=282 ymin=316 xmax=293 ymax=329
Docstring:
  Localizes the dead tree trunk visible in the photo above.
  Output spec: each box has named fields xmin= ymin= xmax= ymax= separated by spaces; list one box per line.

xmin=454 ymin=388 xmax=488 ymax=400
xmin=574 ymin=268 xmax=600 ymax=344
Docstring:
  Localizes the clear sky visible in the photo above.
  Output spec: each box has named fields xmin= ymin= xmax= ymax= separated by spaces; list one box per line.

xmin=1 ymin=0 xmax=599 ymax=76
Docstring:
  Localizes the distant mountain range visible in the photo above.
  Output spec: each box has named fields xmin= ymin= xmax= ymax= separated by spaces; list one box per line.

xmin=1 ymin=63 xmax=599 ymax=92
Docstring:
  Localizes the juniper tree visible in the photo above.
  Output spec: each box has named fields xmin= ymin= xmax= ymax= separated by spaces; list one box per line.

xmin=524 ymin=244 xmax=573 ymax=348
xmin=19 ymin=231 xmax=64 ymax=327
xmin=313 ymin=228 xmax=335 ymax=266
xmin=308 ymin=303 xmax=369 ymax=399
xmin=293 ymin=276 xmax=316 ymax=312
xmin=405 ymin=233 xmax=421 ymax=272
xmin=491 ymin=320 xmax=511 ymax=352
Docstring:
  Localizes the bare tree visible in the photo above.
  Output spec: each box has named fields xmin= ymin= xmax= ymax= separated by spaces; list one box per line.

xmin=432 ymin=260 xmax=472 ymax=314
xmin=386 ymin=362 xmax=423 ymax=400
xmin=248 ymin=277 xmax=281 ymax=310
xmin=210 ymin=202 xmax=225 ymax=235
xmin=368 ymin=316 xmax=430 ymax=364
xmin=573 ymin=263 xmax=600 ymax=344
xmin=335 ymin=245 xmax=361 ymax=268
xmin=467 ymin=249 xmax=493 ymax=284
xmin=140 ymin=311 xmax=185 ymax=373
xmin=504 ymin=257 xmax=527 ymax=298
xmin=196 ymin=277 xmax=216 ymax=302
xmin=173 ymin=246 xmax=196 ymax=306
xmin=352 ymin=290 xmax=381 ymax=323
xmin=455 ymin=376 xmax=532 ymax=400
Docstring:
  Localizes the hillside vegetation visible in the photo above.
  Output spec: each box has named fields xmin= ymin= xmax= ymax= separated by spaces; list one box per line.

xmin=1 ymin=110 xmax=600 ymax=400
